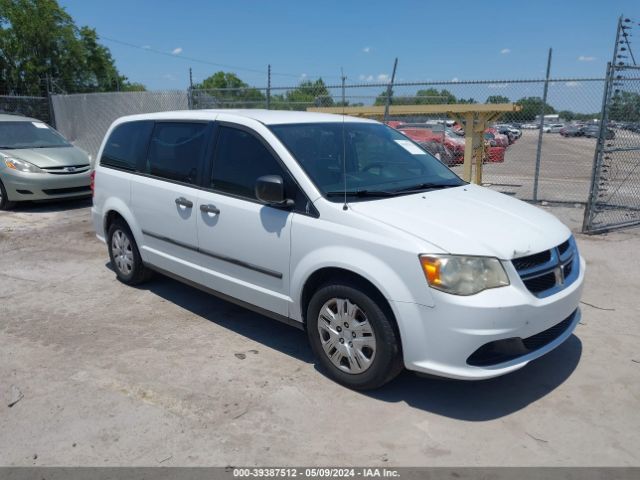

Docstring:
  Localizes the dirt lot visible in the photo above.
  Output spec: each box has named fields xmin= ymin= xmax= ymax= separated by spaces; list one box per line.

xmin=1 ymin=198 xmax=639 ymax=467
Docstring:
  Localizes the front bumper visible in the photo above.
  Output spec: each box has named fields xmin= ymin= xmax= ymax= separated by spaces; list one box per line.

xmin=394 ymin=255 xmax=585 ymax=380
xmin=1 ymin=168 xmax=91 ymax=201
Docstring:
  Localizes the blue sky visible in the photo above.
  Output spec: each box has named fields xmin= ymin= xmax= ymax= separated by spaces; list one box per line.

xmin=60 ymin=0 xmax=637 ymax=90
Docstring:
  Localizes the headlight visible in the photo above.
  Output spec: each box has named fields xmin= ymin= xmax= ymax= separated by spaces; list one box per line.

xmin=419 ymin=254 xmax=509 ymax=295
xmin=4 ymin=157 xmax=44 ymax=173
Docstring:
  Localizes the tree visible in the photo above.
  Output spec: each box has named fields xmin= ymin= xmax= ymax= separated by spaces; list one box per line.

xmin=609 ymin=91 xmax=640 ymax=122
xmin=374 ymin=88 xmax=458 ymax=106
xmin=504 ymin=96 xmax=556 ymax=122
xmin=0 ymin=0 xmax=143 ymax=94
xmin=193 ymin=71 xmax=265 ymax=107
xmin=486 ymin=95 xmax=510 ymax=104
xmin=271 ymin=78 xmax=333 ymax=111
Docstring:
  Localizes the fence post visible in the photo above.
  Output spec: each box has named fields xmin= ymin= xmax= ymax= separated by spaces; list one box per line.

xmin=341 ymin=71 xmax=346 ymax=107
xmin=45 ymin=74 xmax=56 ymax=128
xmin=383 ymin=57 xmax=398 ymax=123
xmin=188 ymin=67 xmax=194 ymax=109
xmin=267 ymin=64 xmax=271 ymax=110
xmin=533 ymin=48 xmax=552 ymax=202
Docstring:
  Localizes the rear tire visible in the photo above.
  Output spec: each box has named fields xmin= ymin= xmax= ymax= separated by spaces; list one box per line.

xmin=107 ymin=219 xmax=152 ymax=285
xmin=0 ymin=179 xmax=15 ymax=210
xmin=306 ymin=281 xmax=403 ymax=390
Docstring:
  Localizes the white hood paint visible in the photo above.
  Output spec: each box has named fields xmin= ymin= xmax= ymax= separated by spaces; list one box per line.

xmin=349 ymin=184 xmax=571 ymax=259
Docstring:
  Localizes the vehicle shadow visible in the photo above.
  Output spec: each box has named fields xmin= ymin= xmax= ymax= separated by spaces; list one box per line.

xmin=116 ymin=267 xmax=582 ymax=420
xmin=131 ymin=271 xmax=314 ymax=363
xmin=9 ymin=196 xmax=92 ymax=213
xmin=366 ymin=334 xmax=582 ymax=421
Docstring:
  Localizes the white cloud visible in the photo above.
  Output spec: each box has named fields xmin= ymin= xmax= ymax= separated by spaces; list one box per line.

xmin=451 ymin=77 xmax=459 ymax=82
xmin=300 ymin=73 xmax=307 ymax=79
xmin=142 ymin=45 xmax=151 ymax=50
xmin=358 ymin=74 xmax=374 ymax=82
xmin=578 ymin=55 xmax=595 ymax=62
xmin=500 ymin=48 xmax=511 ymax=54
xmin=377 ymin=73 xmax=390 ymax=83
xmin=171 ymin=47 xmax=183 ymax=55
xmin=363 ymin=46 xmax=371 ymax=53
xmin=488 ymin=83 xmax=509 ymax=89
xmin=565 ymin=81 xmax=580 ymax=87
xmin=162 ymin=73 xmax=176 ymax=81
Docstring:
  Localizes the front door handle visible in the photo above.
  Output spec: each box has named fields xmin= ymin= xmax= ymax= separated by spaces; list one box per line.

xmin=200 ymin=204 xmax=220 ymax=214
xmin=175 ymin=197 xmax=193 ymax=208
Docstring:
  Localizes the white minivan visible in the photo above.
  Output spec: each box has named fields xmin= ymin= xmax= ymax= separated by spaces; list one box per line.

xmin=92 ymin=110 xmax=585 ymax=389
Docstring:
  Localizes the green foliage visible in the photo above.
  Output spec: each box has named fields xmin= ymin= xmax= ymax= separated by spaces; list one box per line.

xmin=193 ymin=71 xmax=265 ymax=107
xmin=486 ymin=95 xmax=510 ymax=104
xmin=0 ymin=0 xmax=143 ymax=94
xmin=609 ymin=91 xmax=640 ymax=122
xmin=503 ymin=96 xmax=556 ymax=122
xmin=374 ymin=88 xmax=459 ymax=106
xmin=270 ymin=78 xmax=334 ymax=111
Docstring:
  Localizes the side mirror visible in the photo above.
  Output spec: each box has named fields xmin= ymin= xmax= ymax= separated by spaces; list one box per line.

xmin=255 ymin=175 xmax=294 ymax=207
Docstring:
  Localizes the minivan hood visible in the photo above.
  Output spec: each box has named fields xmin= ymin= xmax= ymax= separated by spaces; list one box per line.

xmin=348 ymin=184 xmax=571 ymax=259
xmin=0 ymin=146 xmax=89 ymax=168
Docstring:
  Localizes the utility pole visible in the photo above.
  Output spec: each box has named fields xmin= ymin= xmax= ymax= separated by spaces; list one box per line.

xmin=188 ymin=67 xmax=194 ymax=109
xmin=267 ymin=64 xmax=271 ymax=110
xmin=341 ymin=67 xmax=346 ymax=107
xmin=383 ymin=57 xmax=398 ymax=123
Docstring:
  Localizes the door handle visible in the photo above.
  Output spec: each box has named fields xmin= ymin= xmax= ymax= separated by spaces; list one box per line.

xmin=200 ymin=204 xmax=220 ymax=214
xmin=175 ymin=197 xmax=193 ymax=208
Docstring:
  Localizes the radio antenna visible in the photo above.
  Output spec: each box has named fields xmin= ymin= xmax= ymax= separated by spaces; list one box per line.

xmin=341 ymin=67 xmax=348 ymax=211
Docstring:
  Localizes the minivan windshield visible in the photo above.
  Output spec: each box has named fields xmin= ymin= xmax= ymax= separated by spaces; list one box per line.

xmin=0 ymin=121 xmax=71 ymax=149
xmin=270 ymin=122 xmax=464 ymax=200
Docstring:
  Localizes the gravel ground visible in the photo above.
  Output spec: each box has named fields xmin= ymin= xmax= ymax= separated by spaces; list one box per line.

xmin=0 ymin=198 xmax=639 ymax=467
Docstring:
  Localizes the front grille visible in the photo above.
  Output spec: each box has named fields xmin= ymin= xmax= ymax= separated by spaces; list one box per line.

xmin=512 ymin=236 xmax=579 ymax=298
xmin=466 ymin=310 xmax=577 ymax=367
xmin=42 ymin=186 xmax=91 ymax=195
xmin=523 ymin=272 xmax=556 ymax=293
xmin=42 ymin=165 xmax=90 ymax=175
xmin=512 ymin=250 xmax=551 ymax=271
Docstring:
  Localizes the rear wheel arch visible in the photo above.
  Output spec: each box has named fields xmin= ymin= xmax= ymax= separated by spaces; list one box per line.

xmin=104 ymin=209 xmax=126 ymax=234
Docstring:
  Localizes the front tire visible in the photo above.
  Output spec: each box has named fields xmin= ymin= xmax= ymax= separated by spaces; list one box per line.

xmin=306 ymin=282 xmax=403 ymax=390
xmin=0 ymin=179 xmax=15 ymax=210
xmin=107 ymin=219 xmax=152 ymax=285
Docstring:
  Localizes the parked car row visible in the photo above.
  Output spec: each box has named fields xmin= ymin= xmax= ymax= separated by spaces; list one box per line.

xmin=388 ymin=120 xmax=524 ymax=166
xmin=559 ymin=124 xmax=615 ymax=140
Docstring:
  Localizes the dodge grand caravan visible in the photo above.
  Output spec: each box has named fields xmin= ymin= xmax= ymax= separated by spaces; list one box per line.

xmin=92 ymin=110 xmax=585 ymax=390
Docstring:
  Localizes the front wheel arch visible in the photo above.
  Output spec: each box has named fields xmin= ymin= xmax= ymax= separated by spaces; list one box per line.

xmin=300 ymin=268 xmax=401 ymax=348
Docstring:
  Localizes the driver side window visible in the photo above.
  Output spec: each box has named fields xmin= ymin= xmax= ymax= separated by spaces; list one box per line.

xmin=211 ymin=126 xmax=286 ymax=200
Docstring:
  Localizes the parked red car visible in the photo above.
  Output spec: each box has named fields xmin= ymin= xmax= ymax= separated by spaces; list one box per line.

xmin=394 ymin=125 xmax=464 ymax=164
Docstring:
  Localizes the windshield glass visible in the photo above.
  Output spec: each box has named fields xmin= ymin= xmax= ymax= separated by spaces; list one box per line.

xmin=0 ymin=121 xmax=71 ymax=149
xmin=270 ymin=122 xmax=464 ymax=200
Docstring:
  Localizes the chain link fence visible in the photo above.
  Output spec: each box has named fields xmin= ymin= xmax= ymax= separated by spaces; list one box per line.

xmin=48 ymin=78 xmax=610 ymax=208
xmin=0 ymin=94 xmax=52 ymax=124
xmin=583 ymin=66 xmax=640 ymax=232
xmin=51 ymin=90 xmax=188 ymax=158
xmin=190 ymin=78 xmax=606 ymax=204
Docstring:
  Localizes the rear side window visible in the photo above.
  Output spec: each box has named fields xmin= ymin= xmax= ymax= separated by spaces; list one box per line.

xmin=101 ymin=121 xmax=153 ymax=171
xmin=146 ymin=122 xmax=208 ymax=184
xmin=211 ymin=126 xmax=286 ymax=199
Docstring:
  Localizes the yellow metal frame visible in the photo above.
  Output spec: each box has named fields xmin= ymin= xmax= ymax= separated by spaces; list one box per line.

xmin=307 ymin=103 xmax=522 ymax=183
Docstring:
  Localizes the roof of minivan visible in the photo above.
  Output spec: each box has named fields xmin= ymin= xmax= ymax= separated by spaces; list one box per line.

xmin=117 ymin=109 xmax=378 ymax=126
xmin=0 ymin=113 xmax=39 ymax=122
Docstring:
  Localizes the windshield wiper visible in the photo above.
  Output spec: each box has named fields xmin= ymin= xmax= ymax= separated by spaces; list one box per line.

xmin=393 ymin=182 xmax=462 ymax=193
xmin=326 ymin=190 xmax=399 ymax=198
